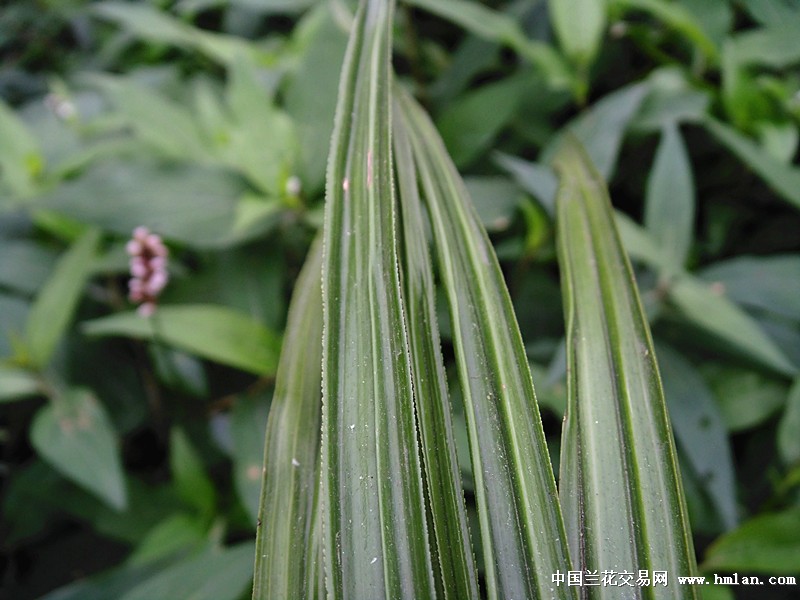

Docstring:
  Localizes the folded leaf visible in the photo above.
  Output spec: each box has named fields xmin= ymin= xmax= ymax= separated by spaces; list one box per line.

xmin=320 ymin=1 xmax=436 ymax=597
xmin=394 ymin=107 xmax=480 ymax=600
xmin=253 ymin=238 xmax=323 ymax=600
xmin=396 ymin=86 xmax=575 ymax=600
xmin=554 ymin=136 xmax=699 ymax=598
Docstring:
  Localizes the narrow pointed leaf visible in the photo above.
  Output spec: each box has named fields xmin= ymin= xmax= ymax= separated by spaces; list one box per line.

xmin=669 ymin=276 xmax=797 ymax=376
xmin=394 ymin=109 xmax=480 ymax=600
xmin=396 ymin=87 xmax=575 ymax=600
xmin=554 ymin=137 xmax=698 ymax=598
xmin=704 ymin=117 xmax=800 ymax=210
xmin=644 ymin=124 xmax=695 ymax=270
xmin=548 ymin=0 xmax=607 ymax=68
xmin=26 ymin=229 xmax=100 ymax=368
xmin=253 ymin=238 xmax=323 ymax=600
xmin=320 ymin=1 xmax=436 ymax=598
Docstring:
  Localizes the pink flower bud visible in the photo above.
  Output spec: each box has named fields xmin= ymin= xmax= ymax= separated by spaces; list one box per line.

xmin=126 ymin=240 xmax=142 ymax=256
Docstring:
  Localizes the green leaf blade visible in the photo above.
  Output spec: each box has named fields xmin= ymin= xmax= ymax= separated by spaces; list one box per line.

xmin=31 ymin=388 xmax=127 ymax=511
xmin=82 ymin=304 xmax=280 ymax=376
xmin=397 ymin=87 xmax=575 ymax=600
xmin=394 ymin=106 xmax=480 ymax=600
xmin=253 ymin=239 xmax=323 ymax=600
xmin=645 ymin=124 xmax=695 ymax=270
xmin=548 ymin=0 xmax=607 ymax=69
xmin=321 ymin=1 xmax=436 ymax=598
xmin=554 ymin=137 xmax=699 ymax=598
xmin=25 ymin=229 xmax=101 ymax=369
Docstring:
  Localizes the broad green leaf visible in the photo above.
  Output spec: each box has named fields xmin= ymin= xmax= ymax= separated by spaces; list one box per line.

xmin=93 ymin=2 xmax=259 ymax=65
xmin=702 ymin=507 xmax=800 ymax=574
xmin=36 ymin=161 xmax=278 ymax=249
xmin=320 ymin=1 xmax=436 ymax=597
xmin=778 ymin=379 xmax=800 ymax=465
xmin=669 ymin=276 xmax=797 ymax=376
xmin=397 ymin=87 xmax=575 ymax=600
xmin=0 ymin=366 xmax=41 ymax=402
xmin=394 ymin=109 xmax=480 ymax=600
xmin=699 ymin=255 xmax=800 ymax=322
xmin=702 ymin=365 xmax=788 ymax=432
xmin=704 ymin=117 xmax=800 ymax=210
xmin=554 ymin=137 xmax=698 ymax=598
xmin=25 ymin=229 xmax=100 ymax=369
xmin=128 ymin=513 xmax=207 ymax=565
xmin=730 ymin=25 xmax=800 ymax=69
xmin=404 ymin=0 xmax=574 ymax=91
xmin=437 ymin=76 xmax=525 ymax=167
xmin=230 ymin=392 xmax=269 ymax=524
xmin=656 ymin=344 xmax=738 ymax=530
xmin=82 ymin=304 xmax=280 ymax=376
xmin=644 ymin=123 xmax=695 ymax=269
xmin=223 ymin=57 xmax=296 ymax=195
xmin=544 ymin=82 xmax=649 ymax=180
xmin=284 ymin=5 xmax=349 ymax=192
xmin=31 ymin=388 xmax=127 ymax=510
xmin=253 ymin=238 xmax=322 ymax=600
xmin=738 ymin=0 xmax=800 ymax=26
xmin=120 ymin=541 xmax=255 ymax=600
xmin=610 ymin=0 xmax=718 ymax=62
xmin=170 ymin=428 xmax=216 ymax=519
xmin=0 ymin=99 xmax=43 ymax=197
xmin=677 ymin=0 xmax=733 ymax=44
xmin=632 ymin=68 xmax=711 ymax=132
xmin=548 ymin=0 xmax=606 ymax=68
xmin=89 ymin=75 xmax=208 ymax=161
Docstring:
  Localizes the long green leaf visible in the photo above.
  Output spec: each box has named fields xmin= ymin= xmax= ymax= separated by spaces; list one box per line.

xmin=404 ymin=0 xmax=574 ymax=92
xmin=320 ymin=1 xmax=436 ymax=598
xmin=554 ymin=136 xmax=698 ymax=598
xmin=25 ymin=229 xmax=100 ymax=369
xmin=393 ymin=103 xmax=480 ymax=600
xmin=396 ymin=86 xmax=575 ymax=600
xmin=644 ymin=123 xmax=695 ymax=270
xmin=704 ymin=117 xmax=800 ymax=210
xmin=83 ymin=304 xmax=280 ymax=376
xmin=253 ymin=238 xmax=323 ymax=600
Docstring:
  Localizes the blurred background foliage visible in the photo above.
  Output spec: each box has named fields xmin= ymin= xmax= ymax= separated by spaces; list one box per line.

xmin=0 ymin=0 xmax=799 ymax=598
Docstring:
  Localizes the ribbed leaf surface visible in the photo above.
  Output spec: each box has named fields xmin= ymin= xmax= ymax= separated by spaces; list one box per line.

xmin=252 ymin=238 xmax=323 ymax=600
xmin=320 ymin=0 xmax=436 ymax=597
xmin=394 ymin=107 xmax=480 ymax=600
xmin=395 ymin=87 xmax=575 ymax=600
xmin=554 ymin=137 xmax=699 ymax=599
